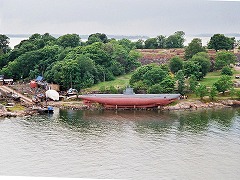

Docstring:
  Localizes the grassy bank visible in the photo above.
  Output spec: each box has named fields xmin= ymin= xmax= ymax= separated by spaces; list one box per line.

xmin=84 ymin=73 xmax=132 ymax=92
xmin=201 ymin=68 xmax=240 ymax=87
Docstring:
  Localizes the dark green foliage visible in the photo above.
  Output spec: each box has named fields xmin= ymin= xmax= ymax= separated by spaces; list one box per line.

xmin=209 ymin=86 xmax=218 ymax=100
xmin=135 ymin=39 xmax=144 ymax=49
xmin=147 ymin=84 xmax=164 ymax=94
xmin=2 ymin=45 xmax=61 ymax=80
xmin=189 ymin=75 xmax=198 ymax=92
xmin=221 ymin=66 xmax=233 ymax=76
xmin=0 ymin=34 xmax=10 ymax=54
xmin=144 ymin=38 xmax=158 ymax=49
xmin=45 ymin=54 xmax=97 ymax=90
xmin=99 ymin=86 xmax=106 ymax=93
xmin=0 ymin=33 xmax=140 ymax=90
xmin=0 ymin=54 xmax=9 ymax=68
xmin=137 ymin=31 xmax=184 ymax=49
xmin=214 ymin=75 xmax=233 ymax=94
xmin=215 ymin=51 xmax=236 ymax=70
xmin=87 ymin=33 xmax=108 ymax=45
xmin=156 ymin=35 xmax=166 ymax=48
xmin=183 ymin=61 xmax=202 ymax=80
xmin=176 ymin=70 xmax=185 ymax=95
xmin=195 ymin=84 xmax=208 ymax=100
xmin=143 ymin=66 xmax=168 ymax=86
xmin=118 ymin=38 xmax=135 ymax=51
xmin=183 ymin=52 xmax=210 ymax=81
xmin=208 ymin=34 xmax=235 ymax=51
xmin=169 ymin=56 xmax=184 ymax=73
xmin=109 ymin=86 xmax=118 ymax=94
xmin=147 ymin=76 xmax=175 ymax=94
xmin=159 ymin=76 xmax=175 ymax=93
xmin=190 ymin=52 xmax=211 ymax=79
xmin=166 ymin=31 xmax=185 ymax=48
xmin=57 ymin=34 xmax=80 ymax=48
xmin=185 ymin=38 xmax=206 ymax=59
xmin=130 ymin=63 xmax=175 ymax=93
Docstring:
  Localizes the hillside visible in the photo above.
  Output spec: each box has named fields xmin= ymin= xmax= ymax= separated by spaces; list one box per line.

xmin=136 ymin=48 xmax=240 ymax=65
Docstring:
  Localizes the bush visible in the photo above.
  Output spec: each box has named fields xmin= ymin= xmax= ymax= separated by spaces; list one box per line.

xmin=99 ymin=86 xmax=106 ymax=93
xmin=109 ymin=86 xmax=118 ymax=94
xmin=221 ymin=66 xmax=233 ymax=76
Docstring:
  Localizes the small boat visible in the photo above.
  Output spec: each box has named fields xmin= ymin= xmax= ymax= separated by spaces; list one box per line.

xmin=37 ymin=106 xmax=54 ymax=114
xmin=79 ymin=88 xmax=180 ymax=109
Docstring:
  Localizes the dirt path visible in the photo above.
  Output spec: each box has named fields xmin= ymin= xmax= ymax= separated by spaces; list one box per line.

xmin=0 ymin=85 xmax=33 ymax=105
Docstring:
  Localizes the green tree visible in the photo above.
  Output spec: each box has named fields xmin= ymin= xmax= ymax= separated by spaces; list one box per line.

xmin=208 ymin=34 xmax=235 ymax=51
xmin=209 ymin=86 xmax=218 ymax=100
xmin=87 ymin=33 xmax=108 ymax=45
xmin=176 ymin=70 xmax=185 ymax=95
xmin=99 ymin=86 xmax=106 ymax=93
xmin=147 ymin=76 xmax=175 ymax=93
xmin=156 ymin=35 xmax=166 ymax=48
xmin=169 ymin=56 xmax=184 ymax=74
xmin=189 ymin=75 xmax=198 ymax=92
xmin=81 ymin=42 xmax=110 ymax=67
xmin=125 ymin=50 xmax=141 ymax=72
xmin=132 ymin=80 xmax=148 ymax=93
xmin=183 ymin=61 xmax=201 ymax=80
xmin=118 ymin=38 xmax=135 ymax=51
xmin=0 ymin=34 xmax=10 ymax=54
xmin=130 ymin=64 xmax=156 ymax=85
xmin=130 ymin=64 xmax=170 ymax=92
xmin=190 ymin=52 xmax=211 ymax=79
xmin=159 ymin=76 xmax=175 ymax=93
xmin=214 ymin=75 xmax=233 ymax=94
xmin=0 ymin=54 xmax=9 ymax=68
xmin=135 ymin=39 xmax=145 ymax=49
xmin=57 ymin=34 xmax=81 ymax=48
xmin=109 ymin=85 xmax=118 ymax=94
xmin=215 ymin=51 xmax=236 ymax=70
xmin=147 ymin=83 xmax=164 ymax=94
xmin=145 ymin=38 xmax=158 ymax=49
xmin=143 ymin=66 xmax=168 ymax=86
xmin=185 ymin=38 xmax=205 ymax=59
xmin=45 ymin=54 xmax=98 ymax=90
xmin=166 ymin=31 xmax=185 ymax=48
xmin=221 ymin=66 xmax=233 ymax=76
xmin=195 ymin=84 xmax=208 ymax=100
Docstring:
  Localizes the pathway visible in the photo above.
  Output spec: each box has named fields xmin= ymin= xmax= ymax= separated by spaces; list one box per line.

xmin=0 ymin=85 xmax=33 ymax=105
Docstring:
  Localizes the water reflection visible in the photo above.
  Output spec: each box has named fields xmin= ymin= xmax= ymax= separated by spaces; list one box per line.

xmin=58 ymin=108 xmax=237 ymax=134
xmin=1 ymin=107 xmax=240 ymax=179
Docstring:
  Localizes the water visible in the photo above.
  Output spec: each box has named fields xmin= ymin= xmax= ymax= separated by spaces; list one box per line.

xmin=0 ymin=108 xmax=240 ymax=179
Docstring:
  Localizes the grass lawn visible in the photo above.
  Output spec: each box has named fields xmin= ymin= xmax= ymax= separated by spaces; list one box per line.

xmin=200 ymin=68 xmax=240 ymax=87
xmin=200 ymin=71 xmax=221 ymax=87
xmin=85 ymin=73 xmax=132 ymax=91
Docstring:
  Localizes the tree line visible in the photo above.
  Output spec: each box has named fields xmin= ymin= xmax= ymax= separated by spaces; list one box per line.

xmin=0 ymin=33 xmax=142 ymax=90
xmin=0 ymin=32 xmax=238 ymax=96
xmin=130 ymin=33 xmax=238 ymax=99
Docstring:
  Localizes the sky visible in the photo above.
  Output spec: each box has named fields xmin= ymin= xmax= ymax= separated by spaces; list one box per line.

xmin=0 ymin=0 xmax=240 ymax=37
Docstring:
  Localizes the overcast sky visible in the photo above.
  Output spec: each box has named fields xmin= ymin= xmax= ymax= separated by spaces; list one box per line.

xmin=0 ymin=0 xmax=240 ymax=37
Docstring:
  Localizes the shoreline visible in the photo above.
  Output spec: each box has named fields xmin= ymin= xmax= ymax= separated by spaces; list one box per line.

xmin=47 ymin=99 xmax=238 ymax=111
xmin=1 ymin=99 xmax=240 ymax=118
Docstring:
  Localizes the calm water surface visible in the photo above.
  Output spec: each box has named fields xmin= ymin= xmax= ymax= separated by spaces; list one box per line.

xmin=0 ymin=108 xmax=240 ymax=179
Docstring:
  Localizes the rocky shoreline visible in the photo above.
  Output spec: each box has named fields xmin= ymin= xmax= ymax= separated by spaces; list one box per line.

xmin=1 ymin=99 xmax=240 ymax=118
xmin=49 ymin=99 xmax=240 ymax=111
